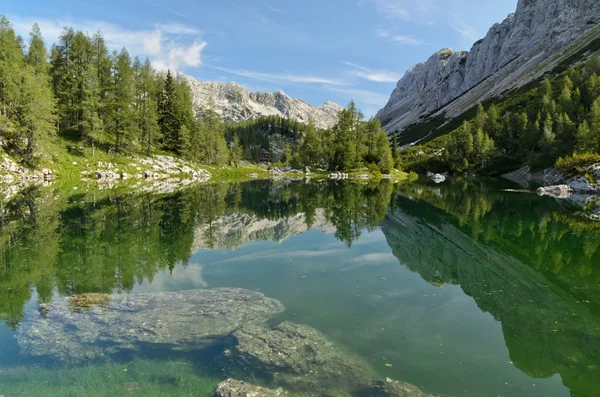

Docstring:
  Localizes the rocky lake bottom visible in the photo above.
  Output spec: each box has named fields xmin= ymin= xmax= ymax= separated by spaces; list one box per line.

xmin=0 ymin=178 xmax=599 ymax=397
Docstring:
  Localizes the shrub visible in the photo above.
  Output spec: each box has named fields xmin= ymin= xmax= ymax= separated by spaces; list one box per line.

xmin=555 ymin=152 xmax=600 ymax=174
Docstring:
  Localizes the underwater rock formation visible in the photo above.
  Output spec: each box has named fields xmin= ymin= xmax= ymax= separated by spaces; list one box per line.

xmin=17 ymin=288 xmax=284 ymax=362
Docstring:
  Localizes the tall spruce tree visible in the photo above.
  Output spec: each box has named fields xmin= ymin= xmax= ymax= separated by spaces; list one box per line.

xmin=158 ymin=70 xmax=180 ymax=152
xmin=111 ymin=48 xmax=136 ymax=152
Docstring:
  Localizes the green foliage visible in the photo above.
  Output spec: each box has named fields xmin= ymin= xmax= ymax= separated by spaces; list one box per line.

xmin=0 ymin=15 xmax=236 ymax=166
xmin=0 ymin=358 xmax=218 ymax=397
xmin=402 ymin=55 xmax=600 ymax=174
xmin=555 ymin=152 xmax=600 ymax=174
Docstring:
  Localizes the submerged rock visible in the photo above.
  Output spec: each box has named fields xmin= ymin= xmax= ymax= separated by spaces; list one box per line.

xmin=221 ymin=321 xmax=376 ymax=395
xmin=360 ymin=379 xmax=437 ymax=397
xmin=17 ymin=288 xmax=284 ymax=362
xmin=215 ymin=379 xmax=286 ymax=397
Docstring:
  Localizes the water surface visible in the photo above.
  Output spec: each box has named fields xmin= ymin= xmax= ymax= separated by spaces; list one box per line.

xmin=0 ymin=179 xmax=599 ymax=397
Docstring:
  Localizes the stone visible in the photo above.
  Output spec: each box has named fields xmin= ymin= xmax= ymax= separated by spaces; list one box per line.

xmin=305 ymin=166 xmax=311 ymax=174
xmin=536 ymin=184 xmax=573 ymax=198
xmin=566 ymin=176 xmax=598 ymax=193
xmin=377 ymin=0 xmax=600 ymax=138
xmin=359 ymin=379 xmax=436 ymax=397
xmin=222 ymin=322 xmax=375 ymax=395
xmin=214 ymin=379 xmax=285 ymax=397
xmin=432 ymin=174 xmax=446 ymax=183
xmin=17 ymin=288 xmax=285 ymax=362
xmin=176 ymin=75 xmax=342 ymax=129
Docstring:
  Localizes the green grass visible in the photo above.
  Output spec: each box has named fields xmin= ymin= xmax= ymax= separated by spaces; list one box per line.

xmin=202 ymin=162 xmax=269 ymax=182
xmin=0 ymin=358 xmax=219 ymax=397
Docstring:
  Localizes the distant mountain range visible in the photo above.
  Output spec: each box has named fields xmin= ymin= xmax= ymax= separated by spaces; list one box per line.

xmin=178 ymin=74 xmax=343 ymax=129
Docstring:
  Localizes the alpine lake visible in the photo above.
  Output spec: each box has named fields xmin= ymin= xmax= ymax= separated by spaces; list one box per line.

xmin=0 ymin=177 xmax=599 ymax=397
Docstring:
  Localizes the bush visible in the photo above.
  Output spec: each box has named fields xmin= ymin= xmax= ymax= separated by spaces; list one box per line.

xmin=367 ymin=163 xmax=382 ymax=178
xmin=555 ymin=152 xmax=600 ymax=174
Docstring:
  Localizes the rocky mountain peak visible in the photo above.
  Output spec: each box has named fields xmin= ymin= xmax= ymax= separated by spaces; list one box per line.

xmin=377 ymin=0 xmax=600 ymax=137
xmin=178 ymin=74 xmax=343 ymax=129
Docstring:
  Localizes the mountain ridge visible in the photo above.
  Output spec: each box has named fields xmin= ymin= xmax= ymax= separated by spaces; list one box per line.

xmin=376 ymin=0 xmax=600 ymax=139
xmin=178 ymin=74 xmax=343 ymax=129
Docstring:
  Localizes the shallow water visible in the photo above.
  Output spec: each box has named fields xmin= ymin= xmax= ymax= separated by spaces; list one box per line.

xmin=0 ymin=179 xmax=599 ymax=396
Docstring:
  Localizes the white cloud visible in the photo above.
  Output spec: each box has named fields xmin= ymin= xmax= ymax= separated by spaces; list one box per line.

xmin=370 ymin=0 xmax=437 ymax=22
xmin=325 ymin=86 xmax=390 ymax=107
xmin=141 ymin=30 xmax=162 ymax=55
xmin=390 ymin=35 xmax=424 ymax=46
xmin=212 ymin=66 xmax=348 ymax=86
xmin=264 ymin=2 xmax=285 ymax=13
xmin=9 ymin=15 xmax=206 ymax=72
xmin=374 ymin=28 xmax=424 ymax=46
xmin=450 ymin=21 xmax=482 ymax=42
xmin=155 ymin=22 xmax=201 ymax=35
xmin=343 ymin=61 xmax=401 ymax=83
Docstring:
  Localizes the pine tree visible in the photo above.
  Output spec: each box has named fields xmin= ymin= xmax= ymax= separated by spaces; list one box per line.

xmin=0 ymin=16 xmax=24 ymax=121
xmin=20 ymin=24 xmax=56 ymax=161
xmin=229 ymin=134 xmax=243 ymax=167
xmin=158 ymin=70 xmax=179 ymax=152
xmin=575 ymin=120 xmax=595 ymax=152
xmin=299 ymin=120 xmax=321 ymax=166
xmin=136 ymin=58 xmax=160 ymax=155
xmin=282 ymin=143 xmax=292 ymax=166
xmin=111 ymin=48 xmax=136 ymax=152
xmin=90 ymin=31 xmax=112 ymax=145
xmin=391 ymin=130 xmax=400 ymax=168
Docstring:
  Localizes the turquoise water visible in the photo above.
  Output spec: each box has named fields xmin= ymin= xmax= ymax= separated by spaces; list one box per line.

xmin=0 ymin=179 xmax=598 ymax=396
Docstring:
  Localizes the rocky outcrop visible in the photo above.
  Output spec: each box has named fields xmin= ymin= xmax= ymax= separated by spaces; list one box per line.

xmin=431 ymin=174 xmax=446 ymax=184
xmin=222 ymin=322 xmax=375 ymax=395
xmin=361 ymin=379 xmax=437 ymax=397
xmin=504 ymin=163 xmax=600 ymax=194
xmin=178 ymin=74 xmax=343 ymax=129
xmin=219 ymin=321 xmax=435 ymax=397
xmin=377 ymin=0 xmax=600 ymax=137
xmin=502 ymin=166 xmax=565 ymax=187
xmin=17 ymin=288 xmax=284 ymax=362
xmin=536 ymin=184 xmax=573 ymax=198
xmin=214 ymin=379 xmax=286 ymax=397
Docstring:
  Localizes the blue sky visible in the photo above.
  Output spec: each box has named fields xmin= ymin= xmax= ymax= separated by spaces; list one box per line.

xmin=6 ymin=0 xmax=517 ymax=116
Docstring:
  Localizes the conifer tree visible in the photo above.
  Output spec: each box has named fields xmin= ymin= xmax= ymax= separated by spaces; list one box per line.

xmin=158 ymin=70 xmax=179 ymax=152
xmin=111 ymin=48 xmax=136 ymax=152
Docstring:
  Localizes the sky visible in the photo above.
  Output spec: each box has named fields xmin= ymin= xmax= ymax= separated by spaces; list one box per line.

xmin=5 ymin=0 xmax=517 ymax=116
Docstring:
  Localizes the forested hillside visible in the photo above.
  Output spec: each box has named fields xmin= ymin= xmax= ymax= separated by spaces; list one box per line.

xmin=0 ymin=16 xmax=240 ymax=168
xmin=400 ymin=55 xmax=600 ymax=175
xmin=1 ymin=15 xmax=399 ymax=176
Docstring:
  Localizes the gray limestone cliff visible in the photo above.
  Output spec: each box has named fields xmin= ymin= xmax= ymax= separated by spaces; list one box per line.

xmin=377 ymin=0 xmax=600 ymax=138
xmin=178 ymin=74 xmax=343 ymax=129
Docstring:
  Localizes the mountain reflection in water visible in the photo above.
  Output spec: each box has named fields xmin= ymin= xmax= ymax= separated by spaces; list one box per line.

xmin=0 ymin=179 xmax=599 ymax=397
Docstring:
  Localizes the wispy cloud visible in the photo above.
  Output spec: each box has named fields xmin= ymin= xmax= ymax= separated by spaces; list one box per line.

xmin=343 ymin=62 xmax=401 ymax=83
xmin=450 ymin=21 xmax=481 ymax=42
xmin=374 ymin=28 xmax=424 ymax=46
xmin=325 ymin=86 xmax=390 ymax=107
xmin=211 ymin=66 xmax=348 ymax=86
xmin=155 ymin=22 xmax=201 ymax=35
xmin=9 ymin=16 xmax=206 ymax=72
xmin=264 ymin=2 xmax=285 ymax=13
xmin=370 ymin=0 xmax=437 ymax=22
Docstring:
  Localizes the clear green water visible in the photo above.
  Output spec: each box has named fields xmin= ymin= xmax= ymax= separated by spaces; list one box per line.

xmin=0 ymin=179 xmax=599 ymax=396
